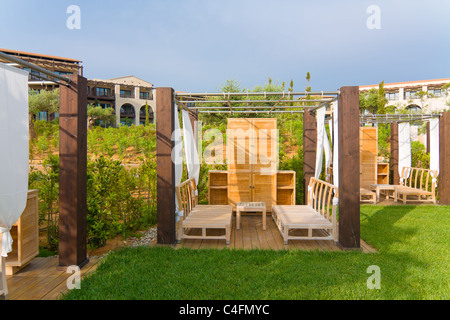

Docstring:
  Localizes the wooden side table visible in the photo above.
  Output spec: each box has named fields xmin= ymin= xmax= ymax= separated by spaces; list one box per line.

xmin=236 ymin=202 xmax=266 ymax=231
xmin=370 ymin=184 xmax=396 ymax=203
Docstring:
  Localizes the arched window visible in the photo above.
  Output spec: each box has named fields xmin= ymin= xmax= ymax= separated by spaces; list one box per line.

xmin=406 ymin=104 xmax=421 ymax=113
xmin=139 ymin=105 xmax=154 ymax=125
xmin=120 ymin=104 xmax=136 ymax=126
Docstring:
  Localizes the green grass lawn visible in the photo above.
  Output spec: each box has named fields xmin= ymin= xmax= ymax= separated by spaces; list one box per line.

xmin=62 ymin=205 xmax=449 ymax=300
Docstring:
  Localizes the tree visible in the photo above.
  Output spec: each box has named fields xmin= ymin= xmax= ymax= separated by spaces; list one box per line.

xmin=359 ymin=81 xmax=387 ymax=114
xmin=305 ymin=72 xmax=311 ymax=92
xmin=145 ymin=100 xmax=150 ymax=126
xmin=28 ymin=88 xmax=60 ymax=140
xmin=87 ymin=104 xmax=115 ymax=129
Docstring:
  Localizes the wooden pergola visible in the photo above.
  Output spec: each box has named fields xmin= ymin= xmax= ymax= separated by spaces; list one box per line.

xmin=3 ymin=51 xmax=449 ymax=268
xmin=155 ymin=87 xmax=362 ymax=249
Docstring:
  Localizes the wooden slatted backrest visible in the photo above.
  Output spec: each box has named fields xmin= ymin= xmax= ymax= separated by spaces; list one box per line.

xmin=307 ymin=178 xmax=339 ymax=225
xmin=400 ymin=167 xmax=438 ymax=193
xmin=175 ymin=178 xmax=198 ymax=221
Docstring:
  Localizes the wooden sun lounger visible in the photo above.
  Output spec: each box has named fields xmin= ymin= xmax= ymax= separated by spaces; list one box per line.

xmin=272 ymin=178 xmax=338 ymax=245
xmin=394 ymin=167 xmax=437 ymax=204
xmin=176 ymin=178 xmax=233 ymax=245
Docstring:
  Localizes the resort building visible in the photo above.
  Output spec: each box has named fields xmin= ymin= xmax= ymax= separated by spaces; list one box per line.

xmin=360 ymin=78 xmax=450 ymax=145
xmin=0 ymin=48 xmax=156 ymax=126
xmin=87 ymin=76 xmax=156 ymax=126
xmin=360 ymin=78 xmax=450 ymax=113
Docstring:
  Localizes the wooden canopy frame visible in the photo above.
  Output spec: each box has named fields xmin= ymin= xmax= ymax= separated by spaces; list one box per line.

xmin=156 ymin=87 xmax=362 ymax=249
xmin=3 ymin=51 xmax=449 ymax=269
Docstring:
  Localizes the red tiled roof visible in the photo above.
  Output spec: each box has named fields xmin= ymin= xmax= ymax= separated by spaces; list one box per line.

xmin=0 ymin=48 xmax=82 ymax=63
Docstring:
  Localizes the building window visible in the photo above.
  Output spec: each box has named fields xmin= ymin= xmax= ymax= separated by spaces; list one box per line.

xmin=404 ymin=91 xmax=419 ymax=100
xmin=96 ymin=87 xmax=112 ymax=97
xmin=407 ymin=105 xmax=421 ymax=112
xmin=428 ymin=89 xmax=442 ymax=97
xmin=120 ymin=90 xmax=133 ymax=98
xmin=385 ymin=92 xmax=399 ymax=101
xmin=54 ymin=71 xmax=73 ymax=76
xmin=140 ymin=91 xmax=150 ymax=100
xmin=98 ymin=103 xmax=112 ymax=109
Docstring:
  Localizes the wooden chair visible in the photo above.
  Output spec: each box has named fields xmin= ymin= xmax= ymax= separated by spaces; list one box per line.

xmin=176 ymin=178 xmax=233 ymax=245
xmin=394 ymin=167 xmax=438 ymax=204
xmin=272 ymin=178 xmax=339 ymax=245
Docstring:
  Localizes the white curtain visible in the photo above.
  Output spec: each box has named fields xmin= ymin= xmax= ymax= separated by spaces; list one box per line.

xmin=314 ymin=107 xmax=326 ymax=179
xmin=398 ymin=122 xmax=412 ymax=182
xmin=314 ymin=107 xmax=332 ymax=180
xmin=429 ymin=118 xmax=440 ymax=186
xmin=0 ymin=63 xmax=29 ymax=257
xmin=182 ymin=110 xmax=200 ymax=187
xmin=333 ymin=101 xmax=339 ymax=188
xmin=173 ymin=105 xmax=183 ymax=221
xmin=323 ymin=124 xmax=332 ymax=181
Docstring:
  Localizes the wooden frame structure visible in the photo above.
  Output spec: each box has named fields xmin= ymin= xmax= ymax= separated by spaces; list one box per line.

xmin=157 ymin=86 xmax=362 ymax=250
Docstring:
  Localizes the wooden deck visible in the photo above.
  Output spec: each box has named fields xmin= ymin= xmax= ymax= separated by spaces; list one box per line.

xmin=5 ymin=256 xmax=98 ymax=300
xmin=176 ymin=214 xmax=376 ymax=253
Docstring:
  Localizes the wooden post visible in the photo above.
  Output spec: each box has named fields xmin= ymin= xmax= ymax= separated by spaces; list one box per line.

xmin=439 ymin=112 xmax=450 ymax=205
xmin=58 ymin=75 xmax=88 ymax=269
xmin=390 ymin=122 xmax=399 ymax=185
xmin=338 ymin=86 xmax=360 ymax=249
xmin=426 ymin=121 xmax=431 ymax=154
xmin=303 ymin=110 xmax=316 ymax=204
xmin=156 ymin=88 xmax=176 ymax=245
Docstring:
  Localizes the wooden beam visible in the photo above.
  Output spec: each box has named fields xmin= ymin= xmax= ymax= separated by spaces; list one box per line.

xmin=303 ymin=110 xmax=316 ymax=204
xmin=390 ymin=122 xmax=399 ymax=185
xmin=338 ymin=86 xmax=360 ymax=249
xmin=156 ymin=88 xmax=177 ymax=244
xmin=426 ymin=121 xmax=431 ymax=154
xmin=439 ymin=112 xmax=450 ymax=205
xmin=58 ymin=74 xmax=88 ymax=269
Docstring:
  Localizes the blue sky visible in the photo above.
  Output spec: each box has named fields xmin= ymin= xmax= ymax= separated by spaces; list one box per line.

xmin=1 ymin=0 xmax=449 ymax=92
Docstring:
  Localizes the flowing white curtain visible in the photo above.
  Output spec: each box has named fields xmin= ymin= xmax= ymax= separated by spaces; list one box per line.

xmin=332 ymin=101 xmax=339 ymax=188
xmin=0 ymin=63 xmax=29 ymax=257
xmin=398 ymin=122 xmax=412 ymax=182
xmin=314 ymin=107 xmax=326 ymax=179
xmin=182 ymin=110 xmax=200 ymax=188
xmin=173 ymin=105 xmax=183 ymax=221
xmin=429 ymin=118 xmax=440 ymax=186
xmin=314 ymin=107 xmax=332 ymax=180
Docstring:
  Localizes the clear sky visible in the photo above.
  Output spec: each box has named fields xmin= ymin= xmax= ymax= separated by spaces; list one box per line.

xmin=1 ymin=0 xmax=449 ymax=92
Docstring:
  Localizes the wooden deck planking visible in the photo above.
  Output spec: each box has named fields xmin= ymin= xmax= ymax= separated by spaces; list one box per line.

xmin=6 ymin=256 xmax=98 ymax=300
xmin=177 ymin=215 xmax=377 ymax=253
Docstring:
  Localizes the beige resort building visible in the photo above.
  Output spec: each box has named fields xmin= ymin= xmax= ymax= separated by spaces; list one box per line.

xmin=360 ymin=78 xmax=450 ymax=145
xmin=87 ymin=76 xmax=156 ymax=127
xmin=360 ymin=78 xmax=450 ymax=113
xmin=0 ymin=48 xmax=156 ymax=127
